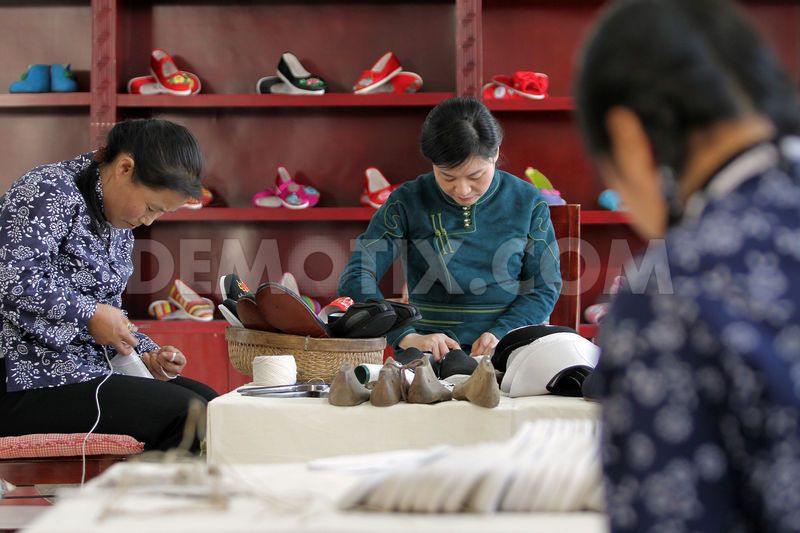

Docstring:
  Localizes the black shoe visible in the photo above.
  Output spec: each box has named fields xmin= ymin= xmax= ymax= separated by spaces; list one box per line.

xmin=329 ymin=301 xmax=396 ymax=338
xmin=366 ymin=298 xmax=422 ymax=332
xmin=439 ymin=349 xmax=478 ymax=379
xmin=276 ymin=52 xmax=326 ymax=94
xmin=219 ymin=274 xmax=252 ymax=302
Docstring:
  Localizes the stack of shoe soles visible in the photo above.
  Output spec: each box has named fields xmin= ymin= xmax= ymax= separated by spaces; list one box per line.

xmin=329 ymin=354 xmax=500 ymax=409
xmin=218 ymin=274 xmax=421 ymax=339
xmin=491 ymin=325 xmax=600 ymax=398
xmin=338 ymin=418 xmax=603 ymax=513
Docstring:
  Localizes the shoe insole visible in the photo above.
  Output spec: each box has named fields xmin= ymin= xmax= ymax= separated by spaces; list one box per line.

xmin=236 ymin=297 xmax=277 ymax=332
xmin=256 ymin=282 xmax=330 ymax=337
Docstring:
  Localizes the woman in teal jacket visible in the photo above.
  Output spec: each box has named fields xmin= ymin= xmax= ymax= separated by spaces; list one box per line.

xmin=338 ymin=97 xmax=562 ymax=360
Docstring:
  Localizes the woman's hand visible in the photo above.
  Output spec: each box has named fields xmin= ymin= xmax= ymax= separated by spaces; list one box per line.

xmin=141 ymin=345 xmax=186 ymax=381
xmin=470 ymin=332 xmax=499 ymax=357
xmin=399 ymin=333 xmax=461 ymax=361
xmin=87 ymin=303 xmax=139 ymax=355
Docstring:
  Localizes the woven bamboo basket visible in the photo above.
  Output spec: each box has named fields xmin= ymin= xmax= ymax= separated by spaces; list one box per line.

xmin=225 ymin=327 xmax=386 ymax=382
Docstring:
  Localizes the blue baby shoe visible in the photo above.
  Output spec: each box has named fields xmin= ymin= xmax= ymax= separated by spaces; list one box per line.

xmin=50 ymin=64 xmax=78 ymax=92
xmin=598 ymin=189 xmax=623 ymax=211
xmin=9 ymin=64 xmax=50 ymax=93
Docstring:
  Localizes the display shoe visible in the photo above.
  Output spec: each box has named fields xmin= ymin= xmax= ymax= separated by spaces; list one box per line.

xmin=255 ymin=282 xmax=331 ymax=337
xmin=167 ymin=279 xmax=214 ymax=321
xmin=364 ymin=71 xmax=423 ymax=94
xmin=218 ymin=299 xmax=244 ymax=328
xmin=329 ymin=362 xmax=371 ymax=406
xmin=50 ymin=64 xmax=78 ymax=92
xmin=276 ymin=52 xmax=326 ymax=95
xmin=353 ymin=51 xmax=402 ymax=94
xmin=369 ymin=357 xmax=403 ymax=407
xmin=9 ymin=64 xmax=50 ymax=93
xmin=148 ymin=299 xmax=191 ymax=320
xmin=128 ymin=71 xmax=201 ymax=95
xmin=439 ymin=349 xmax=478 ymax=379
xmin=275 ymin=166 xmax=320 ymax=208
xmin=452 ymin=356 xmax=500 ymax=408
xmin=491 ymin=71 xmax=549 ymax=100
xmin=219 ymin=273 xmax=252 ymax=301
xmin=150 ymin=49 xmax=192 ymax=95
xmin=181 ymin=186 xmax=214 ymax=209
xmin=236 ymin=295 xmax=277 ymax=331
xmin=360 ymin=167 xmax=397 ymax=209
xmin=402 ymin=357 xmax=452 ymax=404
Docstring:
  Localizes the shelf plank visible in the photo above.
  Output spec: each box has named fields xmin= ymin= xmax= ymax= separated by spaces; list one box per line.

xmin=117 ymin=92 xmax=456 ymax=109
xmin=0 ymin=93 xmax=91 ymax=108
xmin=578 ymin=323 xmax=599 ymax=339
xmin=580 ymin=210 xmax=630 ymax=225
xmin=158 ymin=207 xmax=377 ymax=222
xmin=485 ymin=96 xmax=574 ymax=112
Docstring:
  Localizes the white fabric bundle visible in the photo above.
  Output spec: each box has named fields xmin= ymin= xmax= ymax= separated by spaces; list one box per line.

xmin=339 ymin=418 xmax=604 ymax=514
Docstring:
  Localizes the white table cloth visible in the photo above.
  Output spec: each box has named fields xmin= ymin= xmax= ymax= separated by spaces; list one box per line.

xmin=24 ymin=462 xmax=609 ymax=533
xmin=207 ymin=392 xmax=599 ymax=464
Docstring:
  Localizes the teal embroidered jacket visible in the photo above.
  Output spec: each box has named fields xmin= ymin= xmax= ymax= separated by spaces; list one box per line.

xmin=337 ymin=170 xmax=562 ymax=349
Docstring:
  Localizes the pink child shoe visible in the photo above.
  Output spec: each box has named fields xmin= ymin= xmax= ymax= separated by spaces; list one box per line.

xmin=275 ymin=166 xmax=320 ymax=209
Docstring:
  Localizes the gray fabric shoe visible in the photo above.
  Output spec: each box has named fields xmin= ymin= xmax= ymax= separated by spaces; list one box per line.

xmin=370 ymin=357 xmax=403 ymax=407
xmin=402 ymin=357 xmax=452 ymax=404
xmin=453 ymin=356 xmax=500 ymax=408
xmin=329 ymin=362 xmax=370 ymax=406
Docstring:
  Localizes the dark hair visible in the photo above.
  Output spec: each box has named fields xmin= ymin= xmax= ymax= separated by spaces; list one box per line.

xmin=76 ymin=118 xmax=203 ymax=236
xmin=420 ymin=96 xmax=503 ymax=169
xmin=576 ymin=0 xmax=800 ymax=175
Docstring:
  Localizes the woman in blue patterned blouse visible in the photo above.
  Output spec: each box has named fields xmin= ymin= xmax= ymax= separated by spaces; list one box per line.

xmin=576 ymin=0 xmax=800 ymax=531
xmin=0 ymin=119 xmax=217 ymax=452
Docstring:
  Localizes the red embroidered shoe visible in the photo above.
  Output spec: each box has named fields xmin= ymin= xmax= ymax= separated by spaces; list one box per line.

xmin=491 ymin=71 xmax=549 ymax=100
xmin=150 ymin=49 xmax=192 ymax=95
xmin=353 ymin=52 xmax=402 ymax=94
xmin=364 ymin=71 xmax=423 ymax=94
xmin=360 ymin=167 xmax=397 ymax=209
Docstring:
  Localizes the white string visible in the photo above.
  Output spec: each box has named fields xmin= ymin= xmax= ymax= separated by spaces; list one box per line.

xmin=82 ymin=346 xmax=114 ymax=486
xmin=252 ymin=355 xmax=297 ymax=386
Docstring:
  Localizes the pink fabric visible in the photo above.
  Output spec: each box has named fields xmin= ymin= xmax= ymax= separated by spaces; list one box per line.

xmin=0 ymin=433 xmax=144 ymax=459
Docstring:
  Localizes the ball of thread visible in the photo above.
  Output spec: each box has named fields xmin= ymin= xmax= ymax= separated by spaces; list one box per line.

xmin=252 ymin=355 xmax=297 ymax=386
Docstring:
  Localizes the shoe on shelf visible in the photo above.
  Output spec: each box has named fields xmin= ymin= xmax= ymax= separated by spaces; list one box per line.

xmin=353 ymin=51 xmax=402 ymax=94
xmin=128 ymin=71 xmax=200 ymax=95
xmin=276 ymin=52 xmax=326 ymax=95
xmin=275 ymin=166 xmax=320 ymax=208
xmin=490 ymin=71 xmax=549 ymax=100
xmin=150 ymin=49 xmax=193 ymax=95
xmin=329 ymin=362 xmax=371 ymax=406
xmin=167 ymin=279 xmax=214 ymax=321
xmin=219 ymin=273 xmax=253 ymax=301
xmin=482 ymin=81 xmax=523 ymax=100
xmin=9 ymin=64 xmax=50 ymax=93
xmin=50 ymin=64 xmax=78 ymax=92
xmin=360 ymin=167 xmax=397 ymax=209
xmin=181 ymin=186 xmax=214 ymax=209
xmin=256 ymin=75 xmax=292 ymax=95
xmin=252 ymin=187 xmax=282 ymax=208
xmin=148 ymin=299 xmax=190 ymax=320
xmin=363 ymin=71 xmax=423 ymax=94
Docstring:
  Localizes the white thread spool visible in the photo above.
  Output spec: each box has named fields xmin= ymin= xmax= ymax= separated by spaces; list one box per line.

xmin=252 ymin=355 xmax=297 ymax=386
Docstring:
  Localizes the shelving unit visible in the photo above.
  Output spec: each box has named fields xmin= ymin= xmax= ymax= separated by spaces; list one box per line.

xmin=2 ymin=0 xmax=798 ymax=390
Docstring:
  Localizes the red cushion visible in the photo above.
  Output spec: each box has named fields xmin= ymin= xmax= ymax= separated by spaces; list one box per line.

xmin=0 ymin=433 xmax=144 ymax=459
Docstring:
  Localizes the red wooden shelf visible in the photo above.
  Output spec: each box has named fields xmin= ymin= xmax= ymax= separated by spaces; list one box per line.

xmin=580 ymin=210 xmax=630 ymax=225
xmin=133 ymin=319 xmax=229 ymax=334
xmin=578 ymin=323 xmax=599 ymax=339
xmin=157 ymin=207 xmax=376 ymax=222
xmin=117 ymin=92 xmax=455 ymax=109
xmin=485 ymin=96 xmax=574 ymax=112
xmin=0 ymin=92 xmax=91 ymax=107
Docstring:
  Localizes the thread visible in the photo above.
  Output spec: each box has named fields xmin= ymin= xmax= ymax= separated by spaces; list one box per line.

xmin=252 ymin=355 xmax=297 ymax=386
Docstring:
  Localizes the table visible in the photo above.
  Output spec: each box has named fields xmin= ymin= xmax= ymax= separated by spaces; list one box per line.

xmin=207 ymin=392 xmax=599 ymax=464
